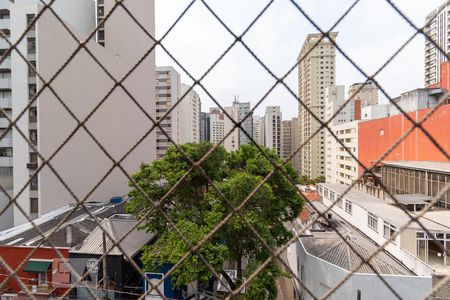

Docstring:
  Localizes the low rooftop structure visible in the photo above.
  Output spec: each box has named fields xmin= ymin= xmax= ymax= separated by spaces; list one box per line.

xmin=0 ymin=201 xmax=126 ymax=247
xmin=382 ymin=161 xmax=450 ymax=175
xmin=71 ymin=214 xmax=155 ymax=258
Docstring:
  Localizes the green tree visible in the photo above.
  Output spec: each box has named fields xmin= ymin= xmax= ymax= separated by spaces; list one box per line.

xmin=127 ymin=142 xmax=303 ymax=299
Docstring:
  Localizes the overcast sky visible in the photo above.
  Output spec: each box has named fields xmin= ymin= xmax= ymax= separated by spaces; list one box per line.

xmin=155 ymin=0 xmax=443 ymax=119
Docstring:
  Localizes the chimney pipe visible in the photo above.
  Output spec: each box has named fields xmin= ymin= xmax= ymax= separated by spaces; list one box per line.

xmin=66 ymin=225 xmax=72 ymax=246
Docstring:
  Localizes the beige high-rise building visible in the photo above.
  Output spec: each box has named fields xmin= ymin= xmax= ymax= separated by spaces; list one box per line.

xmin=252 ymin=115 xmax=264 ymax=146
xmin=290 ymin=117 xmax=300 ymax=174
xmin=348 ymin=81 xmax=378 ymax=108
xmin=281 ymin=120 xmax=292 ymax=160
xmin=298 ymin=32 xmax=337 ymax=179
xmin=209 ymin=108 xmax=224 ymax=145
xmin=264 ymin=106 xmax=281 ymax=156
xmin=179 ymin=84 xmax=201 ymax=144
xmin=223 ymin=105 xmax=240 ymax=152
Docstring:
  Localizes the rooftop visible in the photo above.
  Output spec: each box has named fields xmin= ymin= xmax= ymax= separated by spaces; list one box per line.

xmin=297 ymin=202 xmax=415 ymax=276
xmin=319 ymin=183 xmax=450 ymax=232
xmin=382 ymin=161 xmax=450 ymax=175
xmin=0 ymin=201 xmax=127 ymax=247
xmin=71 ymin=214 xmax=155 ymax=259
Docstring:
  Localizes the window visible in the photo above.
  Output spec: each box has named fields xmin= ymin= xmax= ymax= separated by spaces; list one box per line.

xmin=383 ymin=221 xmax=398 ymax=241
xmin=27 ymin=37 xmax=36 ymax=54
xmin=0 ymin=147 xmax=12 ymax=157
xmin=30 ymin=198 xmax=38 ymax=214
xmin=368 ymin=213 xmax=378 ymax=232
xmin=28 ymin=61 xmax=36 ymax=77
xmin=26 ymin=14 xmax=35 ymax=27
xmin=29 ymin=84 xmax=37 ymax=100
xmin=337 ymin=196 xmax=343 ymax=208
xmin=30 ymin=175 xmax=38 ymax=191
xmin=345 ymin=200 xmax=352 ymax=214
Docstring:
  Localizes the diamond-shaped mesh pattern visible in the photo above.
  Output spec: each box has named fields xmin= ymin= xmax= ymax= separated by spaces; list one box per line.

xmin=0 ymin=0 xmax=448 ymax=299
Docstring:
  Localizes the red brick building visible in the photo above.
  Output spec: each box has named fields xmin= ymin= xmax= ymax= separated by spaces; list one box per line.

xmin=0 ymin=246 xmax=70 ymax=298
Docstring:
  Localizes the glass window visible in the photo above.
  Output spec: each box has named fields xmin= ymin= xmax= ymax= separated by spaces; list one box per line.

xmin=345 ymin=200 xmax=352 ymax=215
xmin=368 ymin=213 xmax=378 ymax=232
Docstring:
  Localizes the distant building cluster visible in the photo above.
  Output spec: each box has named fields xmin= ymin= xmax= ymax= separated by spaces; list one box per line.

xmin=286 ymin=3 xmax=450 ymax=298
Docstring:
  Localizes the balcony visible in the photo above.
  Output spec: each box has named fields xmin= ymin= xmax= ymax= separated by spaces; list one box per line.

xmin=0 ymin=136 xmax=12 ymax=147
xmin=0 ymin=38 xmax=9 ymax=50
xmin=28 ymin=76 xmax=36 ymax=84
xmin=0 ymin=77 xmax=11 ymax=89
xmin=0 ymin=18 xmax=10 ymax=30
xmin=0 ymin=156 xmax=12 ymax=167
xmin=0 ymin=97 xmax=11 ymax=108
xmin=0 ymin=117 xmax=10 ymax=128
xmin=0 ymin=57 xmax=10 ymax=70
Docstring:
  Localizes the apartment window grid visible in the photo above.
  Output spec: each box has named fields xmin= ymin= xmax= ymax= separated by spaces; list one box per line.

xmin=0 ymin=1 xmax=450 ymax=299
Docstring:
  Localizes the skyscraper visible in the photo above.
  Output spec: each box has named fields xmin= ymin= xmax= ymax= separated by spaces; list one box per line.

xmin=298 ymin=32 xmax=337 ymax=179
xmin=264 ymin=106 xmax=281 ymax=156
xmin=209 ymin=108 xmax=224 ymax=145
xmin=179 ymin=84 xmax=201 ymax=144
xmin=223 ymin=105 xmax=240 ymax=152
xmin=232 ymin=98 xmax=253 ymax=145
xmin=200 ymin=112 xmax=210 ymax=142
xmin=425 ymin=2 xmax=450 ymax=86
xmin=252 ymin=115 xmax=265 ymax=146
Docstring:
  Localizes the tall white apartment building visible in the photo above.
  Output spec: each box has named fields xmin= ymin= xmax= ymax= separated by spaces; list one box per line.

xmin=0 ymin=0 xmax=156 ymax=229
xmin=209 ymin=108 xmax=224 ymax=145
xmin=252 ymin=115 xmax=264 ymax=146
xmin=223 ymin=105 xmax=239 ymax=152
xmin=155 ymin=66 xmax=180 ymax=159
xmin=232 ymin=98 xmax=252 ymax=145
xmin=264 ymin=106 xmax=281 ymax=156
xmin=155 ymin=68 xmax=201 ymax=158
xmin=179 ymin=84 xmax=200 ymax=144
xmin=348 ymin=81 xmax=378 ymax=108
xmin=298 ymin=32 xmax=337 ymax=179
xmin=425 ymin=1 xmax=450 ymax=86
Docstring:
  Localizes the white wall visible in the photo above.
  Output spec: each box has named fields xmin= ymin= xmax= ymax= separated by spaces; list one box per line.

xmin=37 ymin=0 xmax=155 ymax=214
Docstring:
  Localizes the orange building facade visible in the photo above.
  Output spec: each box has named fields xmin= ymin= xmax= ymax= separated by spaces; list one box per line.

xmin=358 ymin=103 xmax=450 ymax=175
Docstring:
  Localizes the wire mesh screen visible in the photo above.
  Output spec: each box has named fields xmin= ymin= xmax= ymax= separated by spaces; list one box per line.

xmin=0 ymin=0 xmax=448 ymax=299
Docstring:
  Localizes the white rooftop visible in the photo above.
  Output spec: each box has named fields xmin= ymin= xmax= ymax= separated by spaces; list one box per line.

xmin=320 ymin=183 xmax=450 ymax=232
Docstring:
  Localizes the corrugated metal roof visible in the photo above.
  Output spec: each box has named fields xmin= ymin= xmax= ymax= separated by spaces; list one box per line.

xmin=71 ymin=214 xmax=155 ymax=259
xmin=301 ymin=232 xmax=413 ymax=275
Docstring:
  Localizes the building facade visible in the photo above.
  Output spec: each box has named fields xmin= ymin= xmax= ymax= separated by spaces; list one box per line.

xmin=281 ymin=120 xmax=292 ymax=160
xmin=252 ymin=115 xmax=264 ymax=146
xmin=232 ymin=98 xmax=252 ymax=146
xmin=264 ymin=106 xmax=281 ymax=156
xmin=348 ymin=81 xmax=378 ymax=108
xmin=179 ymin=84 xmax=200 ymax=144
xmin=209 ymin=108 xmax=224 ymax=145
xmin=325 ymin=121 xmax=359 ymax=185
xmin=223 ymin=105 xmax=240 ymax=152
xmin=298 ymin=32 xmax=337 ymax=179
xmin=200 ymin=112 xmax=210 ymax=142
xmin=155 ymin=66 xmax=180 ymax=159
xmin=0 ymin=0 xmax=156 ymax=229
xmin=424 ymin=1 xmax=450 ymax=86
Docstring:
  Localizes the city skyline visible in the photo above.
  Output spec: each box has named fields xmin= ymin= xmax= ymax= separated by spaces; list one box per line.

xmin=155 ymin=0 xmax=443 ymax=119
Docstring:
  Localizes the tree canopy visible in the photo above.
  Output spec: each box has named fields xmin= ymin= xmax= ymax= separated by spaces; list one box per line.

xmin=127 ymin=142 xmax=304 ymax=299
